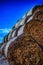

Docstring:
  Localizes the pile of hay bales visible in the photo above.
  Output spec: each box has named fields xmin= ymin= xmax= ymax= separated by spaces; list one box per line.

xmin=0 ymin=4 xmax=43 ymax=65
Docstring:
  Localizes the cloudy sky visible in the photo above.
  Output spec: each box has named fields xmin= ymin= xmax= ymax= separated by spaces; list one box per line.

xmin=0 ymin=0 xmax=43 ymax=43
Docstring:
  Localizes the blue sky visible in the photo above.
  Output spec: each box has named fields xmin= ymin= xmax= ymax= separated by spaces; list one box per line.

xmin=0 ymin=0 xmax=43 ymax=43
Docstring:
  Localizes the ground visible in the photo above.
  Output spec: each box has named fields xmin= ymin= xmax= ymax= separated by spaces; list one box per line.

xmin=0 ymin=54 xmax=9 ymax=65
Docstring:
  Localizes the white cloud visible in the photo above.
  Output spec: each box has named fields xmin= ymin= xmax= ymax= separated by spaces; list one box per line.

xmin=0 ymin=37 xmax=3 ymax=42
xmin=0 ymin=28 xmax=11 ymax=42
xmin=0 ymin=28 xmax=11 ymax=33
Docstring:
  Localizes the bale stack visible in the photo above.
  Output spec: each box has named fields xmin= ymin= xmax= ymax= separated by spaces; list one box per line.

xmin=0 ymin=7 xmax=32 ymax=55
xmin=0 ymin=4 xmax=43 ymax=65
